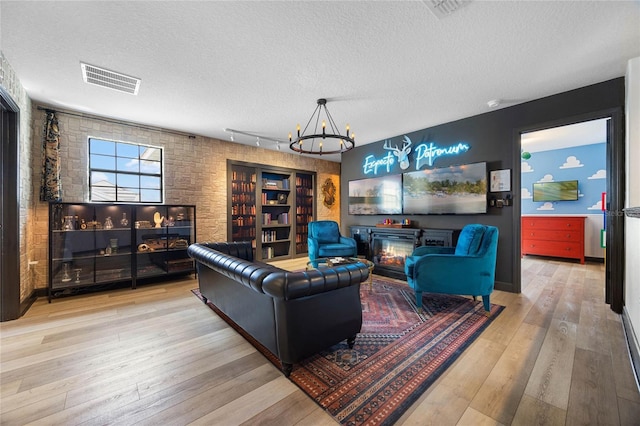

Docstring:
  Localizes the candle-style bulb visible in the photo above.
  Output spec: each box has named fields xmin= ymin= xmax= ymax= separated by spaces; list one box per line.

xmin=288 ymin=132 xmax=292 ymax=142
xmin=297 ymin=124 xmax=300 ymax=137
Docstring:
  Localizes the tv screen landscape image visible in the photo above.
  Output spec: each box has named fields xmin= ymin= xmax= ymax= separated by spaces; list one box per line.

xmin=348 ymin=174 xmax=402 ymax=215
xmin=532 ymin=180 xmax=579 ymax=202
xmin=402 ymin=162 xmax=487 ymax=214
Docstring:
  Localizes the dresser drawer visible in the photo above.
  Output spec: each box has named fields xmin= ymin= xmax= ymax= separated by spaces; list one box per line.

xmin=521 ymin=229 xmax=583 ymax=243
xmin=521 ymin=240 xmax=583 ymax=260
xmin=521 ymin=217 xmax=584 ymax=231
xmin=521 ymin=216 xmax=585 ymax=263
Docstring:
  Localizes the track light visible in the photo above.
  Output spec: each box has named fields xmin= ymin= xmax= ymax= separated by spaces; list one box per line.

xmin=224 ymin=128 xmax=285 ymax=152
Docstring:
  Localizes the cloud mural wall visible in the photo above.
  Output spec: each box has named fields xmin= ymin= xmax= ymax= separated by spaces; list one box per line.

xmin=521 ymin=143 xmax=606 ymax=214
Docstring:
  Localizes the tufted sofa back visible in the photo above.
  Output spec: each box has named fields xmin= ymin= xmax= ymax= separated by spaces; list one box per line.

xmin=188 ymin=242 xmax=370 ymax=300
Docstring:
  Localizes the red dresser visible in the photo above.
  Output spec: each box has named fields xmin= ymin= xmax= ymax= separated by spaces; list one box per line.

xmin=521 ymin=216 xmax=585 ymax=264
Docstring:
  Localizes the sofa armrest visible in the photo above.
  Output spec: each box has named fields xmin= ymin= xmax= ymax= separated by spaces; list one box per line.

xmin=188 ymin=243 xmax=279 ymax=293
xmin=339 ymin=235 xmax=357 ymax=248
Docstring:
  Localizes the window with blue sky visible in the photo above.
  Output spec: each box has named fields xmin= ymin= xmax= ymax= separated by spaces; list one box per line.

xmin=89 ymin=138 xmax=163 ymax=203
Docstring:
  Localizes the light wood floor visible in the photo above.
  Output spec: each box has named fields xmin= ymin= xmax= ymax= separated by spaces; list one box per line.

xmin=1 ymin=257 xmax=639 ymax=425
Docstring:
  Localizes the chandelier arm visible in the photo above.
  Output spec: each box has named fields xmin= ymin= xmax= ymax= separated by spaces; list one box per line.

xmin=322 ymin=105 xmax=342 ymax=135
xmin=300 ymin=104 xmax=322 ymax=136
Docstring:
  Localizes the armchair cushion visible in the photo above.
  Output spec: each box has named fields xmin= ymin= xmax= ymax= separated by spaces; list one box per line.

xmin=454 ymin=224 xmax=487 ymax=256
xmin=311 ymin=221 xmax=341 ymax=244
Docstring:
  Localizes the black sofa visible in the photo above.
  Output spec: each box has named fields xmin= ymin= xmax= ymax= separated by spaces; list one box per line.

xmin=187 ymin=241 xmax=370 ymax=376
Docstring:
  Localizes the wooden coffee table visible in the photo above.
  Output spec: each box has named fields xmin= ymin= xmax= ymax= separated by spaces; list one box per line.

xmin=306 ymin=257 xmax=375 ymax=290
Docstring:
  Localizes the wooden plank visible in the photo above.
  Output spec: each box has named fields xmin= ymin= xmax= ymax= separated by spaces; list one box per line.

xmin=523 ymin=284 xmax=563 ymax=328
xmin=523 ymin=319 xmax=577 ymax=410
xmin=576 ymin=300 xmax=609 ymax=355
xmin=607 ymin=318 xmax=640 ymax=404
xmin=458 ymin=406 xmax=506 ymax=426
xmin=566 ymin=348 xmax=620 ymax=425
xmin=469 ymin=322 xmax=547 ymax=425
xmin=239 ymin=388 xmax=320 ymax=425
xmin=512 ymin=394 xmax=566 ymax=425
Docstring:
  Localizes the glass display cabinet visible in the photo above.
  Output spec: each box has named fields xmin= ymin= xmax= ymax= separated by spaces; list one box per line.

xmin=133 ymin=205 xmax=196 ymax=280
xmin=48 ymin=202 xmax=195 ymax=300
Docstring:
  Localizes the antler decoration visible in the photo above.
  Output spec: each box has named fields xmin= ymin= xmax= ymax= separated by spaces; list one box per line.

xmin=383 ymin=137 xmax=412 ymax=170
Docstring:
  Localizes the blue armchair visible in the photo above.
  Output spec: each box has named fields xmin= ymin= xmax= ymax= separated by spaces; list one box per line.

xmin=404 ymin=224 xmax=499 ymax=313
xmin=308 ymin=221 xmax=358 ymax=261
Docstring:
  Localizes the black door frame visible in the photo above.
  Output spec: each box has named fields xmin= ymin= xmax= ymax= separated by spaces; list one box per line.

xmin=513 ymin=107 xmax=625 ymax=313
xmin=1 ymin=85 xmax=21 ymax=321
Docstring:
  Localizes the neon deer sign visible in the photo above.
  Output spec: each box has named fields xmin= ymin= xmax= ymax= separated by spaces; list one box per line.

xmin=383 ymin=136 xmax=412 ymax=170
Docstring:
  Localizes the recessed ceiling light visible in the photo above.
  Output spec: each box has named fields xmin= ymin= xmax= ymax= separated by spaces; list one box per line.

xmin=487 ymin=99 xmax=501 ymax=108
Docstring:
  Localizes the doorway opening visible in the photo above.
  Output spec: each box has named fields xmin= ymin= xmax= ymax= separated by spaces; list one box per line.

xmin=518 ymin=112 xmax=625 ymax=313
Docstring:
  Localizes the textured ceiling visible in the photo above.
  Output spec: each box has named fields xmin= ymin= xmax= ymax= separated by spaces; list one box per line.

xmin=2 ymin=1 xmax=639 ymax=162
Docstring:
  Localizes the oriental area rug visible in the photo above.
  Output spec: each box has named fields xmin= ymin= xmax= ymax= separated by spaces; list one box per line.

xmin=192 ymin=275 xmax=503 ymax=425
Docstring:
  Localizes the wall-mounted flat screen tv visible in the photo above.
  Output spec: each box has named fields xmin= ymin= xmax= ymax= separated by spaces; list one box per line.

xmin=402 ymin=162 xmax=487 ymax=214
xmin=532 ymin=180 xmax=579 ymax=201
xmin=348 ymin=174 xmax=402 ymax=215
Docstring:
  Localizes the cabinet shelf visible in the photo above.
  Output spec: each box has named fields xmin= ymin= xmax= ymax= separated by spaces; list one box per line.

xmin=49 ymin=203 xmax=196 ymax=301
xmin=261 ymin=238 xmax=291 ymax=243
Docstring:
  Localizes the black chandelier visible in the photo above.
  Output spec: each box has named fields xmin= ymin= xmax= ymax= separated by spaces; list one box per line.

xmin=289 ymin=98 xmax=355 ymax=155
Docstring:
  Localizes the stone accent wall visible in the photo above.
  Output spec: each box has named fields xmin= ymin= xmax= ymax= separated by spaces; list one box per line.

xmin=29 ymin=106 xmax=341 ymax=290
xmin=1 ymin=51 xmax=35 ymax=302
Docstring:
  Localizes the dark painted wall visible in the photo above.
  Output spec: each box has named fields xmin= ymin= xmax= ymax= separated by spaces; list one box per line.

xmin=341 ymin=77 xmax=625 ymax=292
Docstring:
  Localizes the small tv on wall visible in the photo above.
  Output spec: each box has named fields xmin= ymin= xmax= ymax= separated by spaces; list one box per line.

xmin=532 ymin=180 xmax=579 ymax=202
xmin=348 ymin=174 xmax=402 ymax=215
xmin=402 ymin=162 xmax=488 ymax=214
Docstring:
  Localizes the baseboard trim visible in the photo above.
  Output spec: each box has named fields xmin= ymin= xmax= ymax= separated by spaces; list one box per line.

xmin=494 ymin=280 xmax=513 ymax=293
xmin=622 ymin=307 xmax=640 ymax=392
xmin=19 ymin=289 xmax=40 ymax=316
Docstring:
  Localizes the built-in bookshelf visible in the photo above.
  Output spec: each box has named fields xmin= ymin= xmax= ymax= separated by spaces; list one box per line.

xmin=228 ymin=161 xmax=316 ymax=261
xmin=295 ymin=173 xmax=314 ymax=254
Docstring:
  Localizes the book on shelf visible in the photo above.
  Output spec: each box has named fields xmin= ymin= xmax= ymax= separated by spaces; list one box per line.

xmin=278 ymin=213 xmax=289 ymax=224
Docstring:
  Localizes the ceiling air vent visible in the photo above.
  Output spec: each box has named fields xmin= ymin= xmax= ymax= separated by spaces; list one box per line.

xmin=423 ymin=0 xmax=471 ymax=19
xmin=81 ymin=62 xmax=141 ymax=95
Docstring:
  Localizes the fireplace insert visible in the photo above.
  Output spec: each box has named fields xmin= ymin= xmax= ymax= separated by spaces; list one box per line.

xmin=371 ymin=229 xmax=420 ymax=280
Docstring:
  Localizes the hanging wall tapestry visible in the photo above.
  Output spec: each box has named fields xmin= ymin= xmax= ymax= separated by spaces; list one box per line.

xmin=40 ymin=110 xmax=62 ymax=201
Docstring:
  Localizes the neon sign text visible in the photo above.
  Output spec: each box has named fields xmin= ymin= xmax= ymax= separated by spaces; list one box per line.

xmin=415 ymin=142 xmax=470 ymax=169
xmin=363 ymin=152 xmax=395 ymax=175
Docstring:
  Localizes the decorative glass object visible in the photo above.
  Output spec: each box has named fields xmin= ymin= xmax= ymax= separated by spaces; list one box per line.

xmin=120 ymin=212 xmax=128 ymax=227
xmin=104 ymin=217 xmax=114 ymax=230
xmin=61 ymin=263 xmax=71 ymax=282
xmin=110 ymin=238 xmax=118 ymax=254
xmin=62 ymin=216 xmax=74 ymax=230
